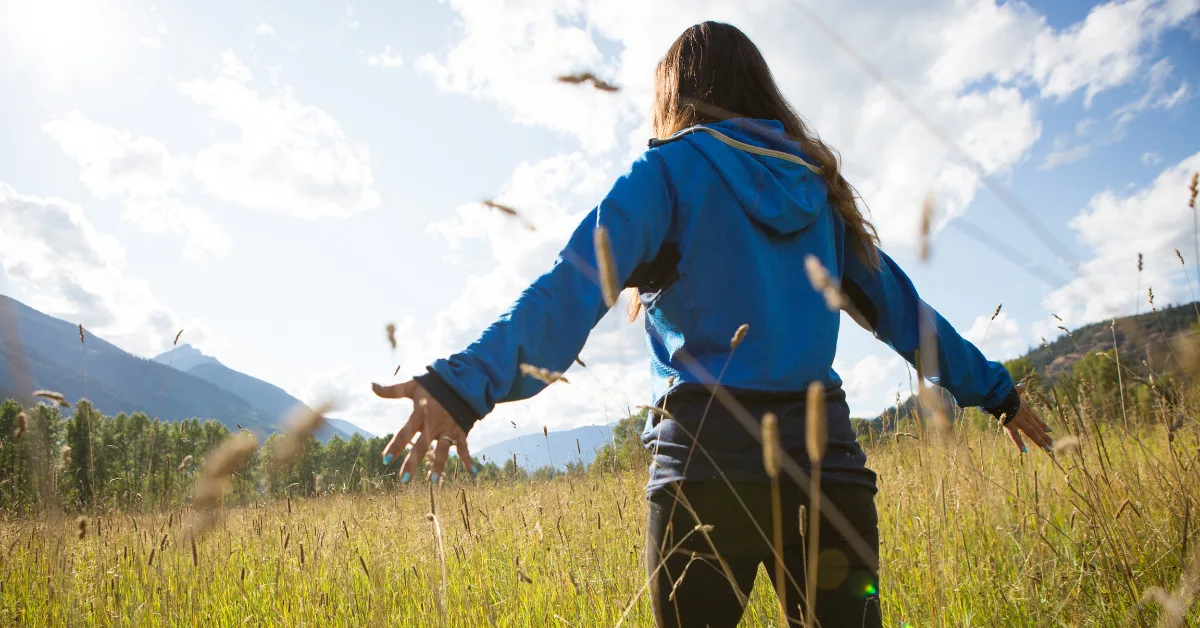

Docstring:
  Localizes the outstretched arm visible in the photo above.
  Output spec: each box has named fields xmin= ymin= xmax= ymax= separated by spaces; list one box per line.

xmin=373 ymin=150 xmax=675 ymax=482
xmin=842 ymin=247 xmax=1053 ymax=454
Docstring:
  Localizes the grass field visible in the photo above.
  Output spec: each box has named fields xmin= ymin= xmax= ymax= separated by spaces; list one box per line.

xmin=3 ymin=401 xmax=1197 ymax=627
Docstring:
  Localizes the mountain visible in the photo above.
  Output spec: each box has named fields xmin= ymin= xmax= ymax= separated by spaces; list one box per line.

xmin=0 ymin=295 xmax=376 ymax=440
xmin=0 ymin=295 xmax=275 ymax=433
xmin=152 ymin=346 xmax=375 ymax=443
xmin=475 ymin=422 xmax=618 ymax=470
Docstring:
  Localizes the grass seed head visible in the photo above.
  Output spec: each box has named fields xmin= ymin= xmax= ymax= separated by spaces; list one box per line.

xmin=806 ymin=381 xmax=827 ymax=462
xmin=1189 ymin=172 xmax=1198 ymax=209
xmin=76 ymin=516 xmax=87 ymax=539
xmin=191 ymin=432 xmax=259 ymax=536
xmin=919 ymin=193 xmax=935 ymax=262
xmin=1137 ymin=252 xmax=1143 ymax=272
xmin=174 ymin=329 xmax=183 ymax=346
xmin=271 ymin=400 xmax=335 ymax=472
xmin=730 ymin=324 xmax=749 ymax=350
xmin=761 ymin=412 xmax=781 ymax=479
xmin=385 ymin=323 xmax=397 ymax=350
xmin=14 ymin=411 xmax=26 ymax=439
xmin=594 ymin=226 xmax=619 ymax=308
xmin=803 ymin=255 xmax=848 ymax=311
xmin=60 ymin=444 xmax=71 ymax=466
xmin=556 ymin=72 xmax=619 ymax=92
xmin=1176 ymin=248 xmax=1186 ymax=266
xmin=991 ymin=304 xmax=1002 ymax=321
xmin=33 ymin=390 xmax=70 ymax=408
xmin=78 ymin=324 xmax=84 ymax=344
xmin=178 ymin=455 xmax=193 ymax=471
xmin=1053 ymin=435 xmax=1081 ymax=455
xmin=519 ymin=364 xmax=569 ymax=385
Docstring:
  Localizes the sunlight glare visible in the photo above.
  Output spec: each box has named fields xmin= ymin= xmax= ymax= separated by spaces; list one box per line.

xmin=1 ymin=0 xmax=121 ymax=78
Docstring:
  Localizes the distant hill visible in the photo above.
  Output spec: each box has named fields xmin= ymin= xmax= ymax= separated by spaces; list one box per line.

xmin=871 ymin=301 xmax=1200 ymax=423
xmin=475 ymin=422 xmax=618 ymax=470
xmin=0 ymin=295 xmax=375 ymax=440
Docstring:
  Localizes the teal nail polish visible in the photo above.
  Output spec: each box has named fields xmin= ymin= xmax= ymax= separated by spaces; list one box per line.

xmin=400 ymin=472 xmax=411 ymax=484
xmin=429 ymin=472 xmax=440 ymax=484
xmin=1021 ymin=445 xmax=1028 ymax=453
xmin=1046 ymin=426 xmax=1053 ymax=432
xmin=382 ymin=454 xmax=393 ymax=465
xmin=470 ymin=466 xmax=479 ymax=476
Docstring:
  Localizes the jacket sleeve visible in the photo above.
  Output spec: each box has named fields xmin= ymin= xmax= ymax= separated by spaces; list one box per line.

xmin=842 ymin=246 xmax=1020 ymax=418
xmin=415 ymin=151 xmax=675 ymax=434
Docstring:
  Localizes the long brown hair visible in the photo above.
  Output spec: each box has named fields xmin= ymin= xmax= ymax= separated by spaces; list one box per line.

xmin=631 ymin=22 xmax=880 ymax=320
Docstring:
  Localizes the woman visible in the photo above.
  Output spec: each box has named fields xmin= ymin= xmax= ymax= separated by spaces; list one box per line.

xmin=372 ymin=21 xmax=1053 ymax=627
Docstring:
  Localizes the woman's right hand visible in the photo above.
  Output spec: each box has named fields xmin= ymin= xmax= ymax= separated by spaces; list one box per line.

xmin=1002 ymin=384 xmax=1054 ymax=455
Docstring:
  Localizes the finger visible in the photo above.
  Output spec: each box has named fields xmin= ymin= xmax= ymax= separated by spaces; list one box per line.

xmin=1017 ymin=412 xmax=1053 ymax=453
xmin=382 ymin=406 xmax=423 ymax=465
xmin=455 ymin=435 xmax=477 ymax=476
xmin=1005 ymin=425 xmax=1027 ymax=454
xmin=429 ymin=438 xmax=452 ymax=484
xmin=372 ymin=380 xmax=418 ymax=399
xmin=400 ymin=429 xmax=433 ymax=484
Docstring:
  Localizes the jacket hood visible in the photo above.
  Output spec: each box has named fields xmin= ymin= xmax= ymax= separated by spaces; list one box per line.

xmin=666 ymin=118 xmax=828 ymax=235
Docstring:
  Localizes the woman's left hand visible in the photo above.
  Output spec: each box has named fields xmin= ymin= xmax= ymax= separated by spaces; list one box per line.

xmin=372 ymin=380 xmax=475 ymax=484
xmin=1002 ymin=384 xmax=1055 ymax=456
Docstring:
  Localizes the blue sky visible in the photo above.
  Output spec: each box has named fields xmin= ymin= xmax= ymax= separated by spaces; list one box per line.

xmin=0 ymin=0 xmax=1197 ymax=449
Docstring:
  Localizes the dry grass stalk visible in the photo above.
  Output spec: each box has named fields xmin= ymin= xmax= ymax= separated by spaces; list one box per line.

xmin=731 ymin=324 xmax=750 ymax=350
xmin=191 ymin=432 xmax=258 ymax=536
xmin=173 ymin=330 xmax=183 ymax=346
xmin=805 ymin=380 xmax=826 ymax=628
xmin=77 ymin=324 xmax=84 ymax=344
xmin=76 ymin=516 xmax=87 ymax=539
xmin=33 ymin=390 xmax=69 ymax=408
xmin=270 ymin=401 xmax=335 ymax=473
xmin=991 ymin=304 xmax=1002 ymax=320
xmin=14 ymin=411 xmax=26 ymax=439
xmin=556 ymin=72 xmax=619 ymax=92
xmin=519 ymin=364 xmax=569 ymax=385
xmin=806 ymin=383 xmax=827 ymax=462
xmin=393 ymin=364 xmax=402 ymax=377
xmin=803 ymin=255 xmax=848 ymax=311
xmin=574 ymin=356 xmax=586 ymax=367
xmin=385 ymin=323 xmax=397 ymax=350
xmin=178 ymin=455 xmax=193 ymax=471
xmin=1190 ymin=172 xmax=1198 ymax=209
xmin=60 ymin=445 xmax=71 ymax=467
xmin=761 ymin=413 xmax=781 ymax=479
xmin=481 ymin=200 xmax=535 ymax=231
xmin=594 ymin=226 xmax=619 ymax=308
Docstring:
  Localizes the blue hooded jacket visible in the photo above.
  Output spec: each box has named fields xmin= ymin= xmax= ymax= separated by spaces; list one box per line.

xmin=416 ymin=118 xmax=1018 ymax=492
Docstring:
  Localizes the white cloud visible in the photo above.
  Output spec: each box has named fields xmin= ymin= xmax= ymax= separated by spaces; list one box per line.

xmin=254 ymin=22 xmax=276 ymax=37
xmin=1044 ymin=151 xmax=1200 ymax=325
xmin=178 ymin=51 xmax=381 ymax=219
xmin=1112 ymin=59 xmax=1191 ymax=129
xmin=41 ymin=112 xmax=231 ymax=262
xmin=835 ymin=354 xmax=908 ymax=416
xmin=1142 ymin=151 xmax=1164 ymax=166
xmin=366 ymin=45 xmax=403 ymax=68
xmin=0 ymin=183 xmax=206 ymax=356
xmin=139 ymin=37 xmax=162 ymax=50
xmin=963 ymin=311 xmax=1025 ymax=361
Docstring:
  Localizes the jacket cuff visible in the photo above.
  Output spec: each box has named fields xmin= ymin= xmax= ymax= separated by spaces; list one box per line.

xmin=983 ymin=387 xmax=1021 ymax=425
xmin=415 ymin=369 xmax=482 ymax=434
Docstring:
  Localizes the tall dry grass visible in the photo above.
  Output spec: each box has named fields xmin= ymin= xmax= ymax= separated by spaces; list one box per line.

xmin=2 ymin=402 xmax=1196 ymax=626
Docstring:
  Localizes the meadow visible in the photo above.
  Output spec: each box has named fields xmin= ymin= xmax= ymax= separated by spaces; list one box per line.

xmin=2 ymin=392 xmax=1197 ymax=626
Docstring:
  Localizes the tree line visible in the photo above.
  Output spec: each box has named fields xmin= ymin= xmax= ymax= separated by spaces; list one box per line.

xmin=0 ymin=399 xmax=652 ymax=514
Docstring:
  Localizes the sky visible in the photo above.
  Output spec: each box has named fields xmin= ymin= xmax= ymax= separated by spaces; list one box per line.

xmin=0 ymin=0 xmax=1198 ymax=450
